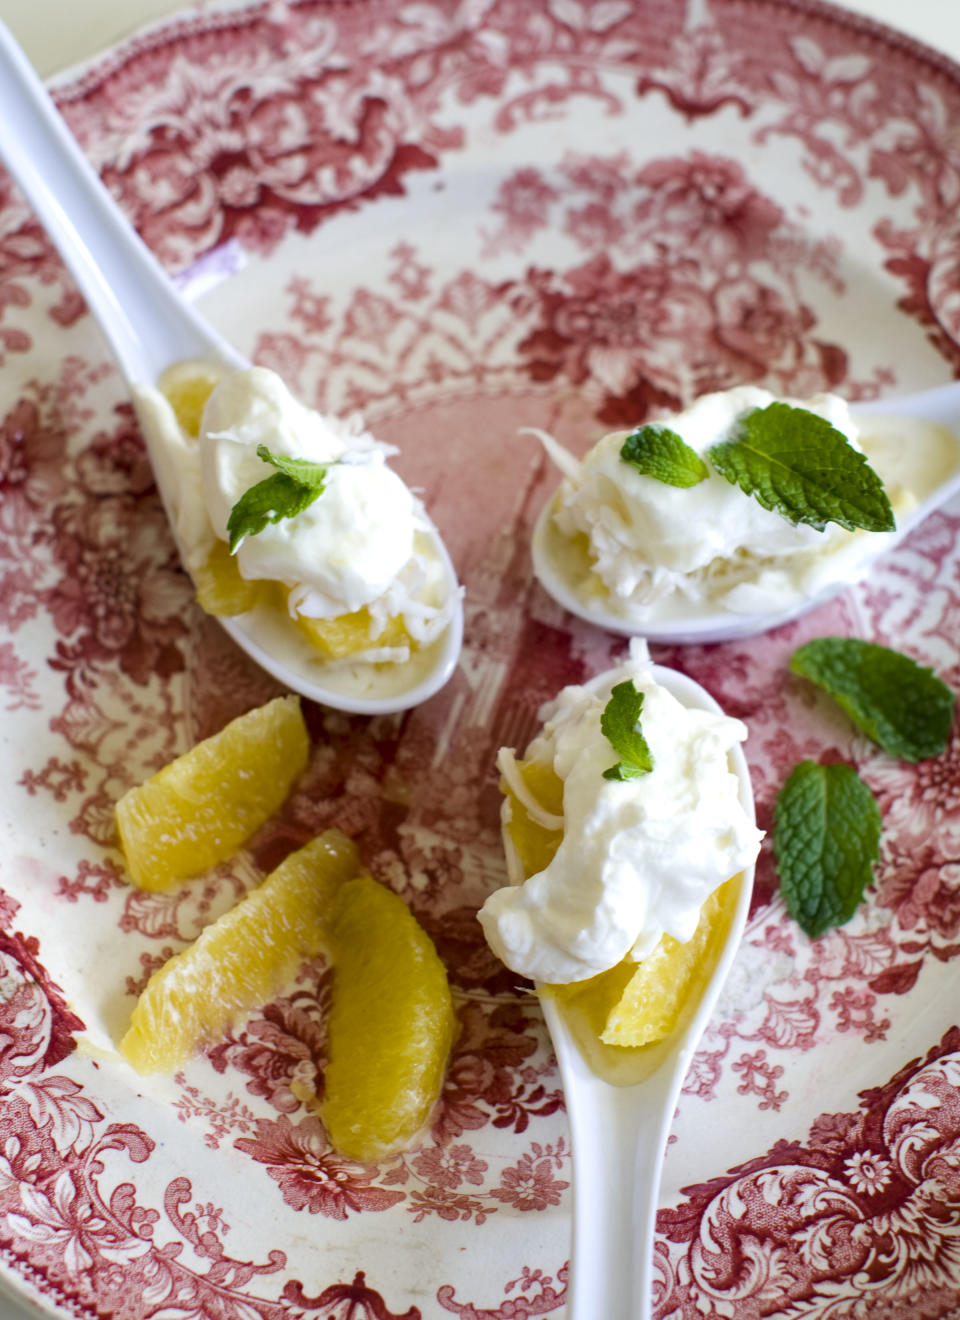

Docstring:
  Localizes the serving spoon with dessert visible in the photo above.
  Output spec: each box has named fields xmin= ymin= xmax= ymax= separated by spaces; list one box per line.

xmin=0 ymin=20 xmax=463 ymax=716
xmin=479 ymin=643 xmax=762 ymax=1319
xmin=532 ymin=380 xmax=960 ymax=645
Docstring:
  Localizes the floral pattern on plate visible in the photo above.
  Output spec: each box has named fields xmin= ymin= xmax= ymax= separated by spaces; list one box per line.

xmin=3 ymin=0 xmax=960 ymax=1316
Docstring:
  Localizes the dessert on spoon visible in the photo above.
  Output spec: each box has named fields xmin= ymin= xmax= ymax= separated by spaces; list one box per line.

xmin=479 ymin=642 xmax=761 ymax=1320
xmin=532 ymin=381 xmax=960 ymax=645
xmin=0 ymin=21 xmax=463 ymax=715
xmin=136 ymin=361 xmax=461 ymax=710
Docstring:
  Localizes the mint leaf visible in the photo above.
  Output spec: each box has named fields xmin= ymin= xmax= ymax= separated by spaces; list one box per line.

xmin=227 ymin=474 xmax=320 ymax=551
xmin=773 ymin=760 xmax=881 ymax=938
xmin=790 ymin=637 xmax=955 ymax=763
xmin=226 ymin=445 xmax=334 ymax=552
xmin=600 ymin=680 xmax=653 ymax=781
xmin=708 ymin=403 xmax=895 ymax=533
xmin=620 ymin=424 xmax=708 ymax=488
xmin=255 ymin=444 xmax=331 ymax=489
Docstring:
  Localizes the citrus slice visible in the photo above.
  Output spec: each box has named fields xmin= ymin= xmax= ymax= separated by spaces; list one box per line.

xmin=115 ymin=695 xmax=309 ymax=891
xmin=120 ymin=829 xmax=361 ymax=1073
xmin=502 ymin=757 xmax=564 ymax=879
xmin=551 ymin=878 xmax=740 ymax=1046
xmin=318 ymin=874 xmax=457 ymax=1160
xmin=294 ymin=606 xmax=412 ymax=660
xmin=502 ymin=757 xmax=736 ymax=1049
xmin=159 ymin=360 xmax=224 ymax=437
xmin=193 ymin=538 xmax=263 ymax=617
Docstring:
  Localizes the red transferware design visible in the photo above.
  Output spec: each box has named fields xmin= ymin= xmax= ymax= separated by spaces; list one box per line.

xmin=3 ymin=1 xmax=960 ymax=1316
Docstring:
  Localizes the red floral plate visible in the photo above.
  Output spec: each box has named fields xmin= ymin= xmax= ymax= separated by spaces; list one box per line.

xmin=3 ymin=1 xmax=960 ymax=1316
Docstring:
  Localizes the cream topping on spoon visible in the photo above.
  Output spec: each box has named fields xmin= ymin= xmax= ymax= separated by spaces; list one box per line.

xmin=532 ymin=384 xmax=960 ymax=643
xmin=479 ymin=641 xmax=763 ymax=984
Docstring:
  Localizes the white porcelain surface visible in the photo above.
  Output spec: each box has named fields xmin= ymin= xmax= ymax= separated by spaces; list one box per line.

xmin=4 ymin=4 xmax=960 ymax=1320
xmin=0 ymin=0 xmax=954 ymax=78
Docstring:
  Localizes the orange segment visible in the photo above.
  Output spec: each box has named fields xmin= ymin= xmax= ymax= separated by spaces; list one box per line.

xmin=549 ymin=878 xmax=739 ymax=1046
xmin=600 ymin=879 xmax=739 ymax=1044
xmin=157 ymin=361 xmax=261 ymax=618
xmin=120 ymin=829 xmax=361 ymax=1073
xmin=502 ymin=757 xmax=736 ymax=1049
xmin=295 ymin=607 xmax=413 ymax=660
xmin=318 ymin=874 xmax=457 ymax=1160
xmin=193 ymin=539 xmax=263 ymax=617
xmin=502 ymin=758 xmax=564 ymax=879
xmin=159 ymin=360 xmax=224 ymax=437
xmin=115 ymin=695 xmax=309 ymax=891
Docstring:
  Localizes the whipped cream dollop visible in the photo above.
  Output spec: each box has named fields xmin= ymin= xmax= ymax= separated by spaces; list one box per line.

xmin=134 ymin=364 xmax=457 ymax=662
xmin=542 ymin=385 xmax=914 ymax=617
xmin=200 ymin=367 xmax=415 ymax=616
xmin=478 ymin=644 xmax=763 ymax=984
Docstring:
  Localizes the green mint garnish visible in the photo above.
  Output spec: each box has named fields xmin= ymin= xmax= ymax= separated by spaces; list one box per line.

xmin=791 ymin=637 xmax=955 ymax=763
xmin=600 ymin=680 xmax=654 ymax=781
xmin=708 ymin=402 xmax=895 ymax=533
xmin=227 ymin=444 xmax=335 ymax=552
xmin=773 ymin=760 xmax=881 ymax=938
xmin=256 ymin=446 xmax=335 ymax=488
xmin=620 ymin=424 xmax=709 ymax=488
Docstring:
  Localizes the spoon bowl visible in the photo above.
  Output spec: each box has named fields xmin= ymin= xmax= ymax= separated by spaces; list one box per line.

xmin=531 ymin=663 xmax=756 ymax=1320
xmin=0 ymin=20 xmax=463 ymax=715
xmin=532 ymin=388 xmax=960 ymax=646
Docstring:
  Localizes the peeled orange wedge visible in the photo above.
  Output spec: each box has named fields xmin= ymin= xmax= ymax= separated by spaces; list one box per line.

xmin=502 ymin=757 xmax=737 ymax=1048
xmin=158 ymin=360 xmax=223 ymax=437
xmin=120 ymin=829 xmax=361 ymax=1073
xmin=193 ymin=539 xmax=263 ymax=617
xmin=294 ymin=607 xmax=412 ymax=660
xmin=318 ymin=874 xmax=457 ymax=1160
xmin=114 ymin=695 xmax=309 ymax=891
xmin=157 ymin=361 xmax=263 ymax=619
xmin=550 ymin=879 xmax=740 ymax=1047
xmin=502 ymin=757 xmax=564 ymax=879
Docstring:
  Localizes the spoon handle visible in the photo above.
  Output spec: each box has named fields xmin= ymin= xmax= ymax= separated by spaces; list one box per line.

xmin=0 ymin=21 xmax=243 ymax=383
xmin=543 ymin=1001 xmax=685 ymax=1320
xmin=568 ymin=1076 xmax=678 ymax=1320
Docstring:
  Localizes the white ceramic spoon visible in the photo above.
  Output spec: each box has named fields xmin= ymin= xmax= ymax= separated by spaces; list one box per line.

xmin=0 ymin=22 xmax=463 ymax=715
xmin=532 ymin=385 xmax=960 ymax=645
xmin=525 ymin=664 xmax=757 ymax=1320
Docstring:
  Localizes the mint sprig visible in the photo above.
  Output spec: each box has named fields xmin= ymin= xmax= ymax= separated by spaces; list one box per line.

xmin=791 ymin=637 xmax=955 ymax=763
xmin=227 ymin=444 xmax=335 ymax=552
xmin=708 ymin=402 xmax=895 ymax=533
xmin=600 ymin=680 xmax=653 ymax=781
xmin=620 ymin=424 xmax=708 ymax=488
xmin=774 ymin=760 xmax=881 ymax=938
